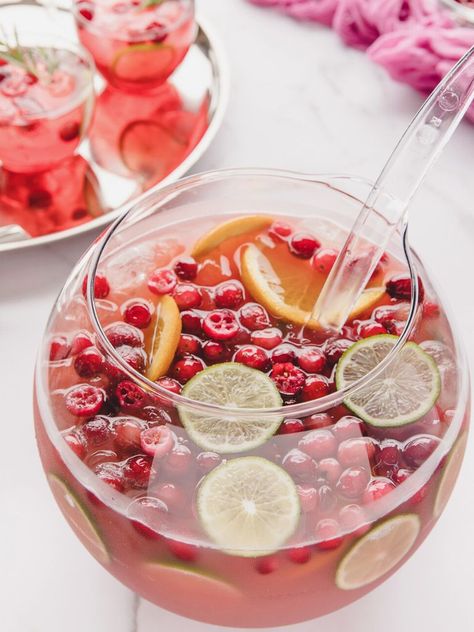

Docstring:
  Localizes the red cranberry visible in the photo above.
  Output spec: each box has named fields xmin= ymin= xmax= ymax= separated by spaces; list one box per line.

xmin=269 ymin=220 xmax=292 ymax=239
xmin=303 ymin=413 xmax=333 ymax=431
xmin=318 ymin=484 xmax=337 ymax=514
xmin=337 ymin=437 xmax=377 ymax=467
xmin=116 ymin=345 xmax=147 ymax=372
xmin=270 ymin=363 xmax=306 ymax=396
xmin=124 ymin=455 xmax=152 ymax=489
xmin=336 ymin=466 xmax=370 ymax=499
xmin=394 ymin=469 xmax=427 ymax=505
xmin=141 ymin=407 xmax=171 ymax=424
xmin=423 ymin=301 xmax=440 ymax=318
xmin=332 ymin=416 xmax=364 ymax=442
xmin=74 ymin=346 xmax=103 ymax=377
xmin=172 ymin=356 xmax=205 ymax=383
xmin=50 ymin=336 xmax=69 ymax=361
xmin=163 ymin=444 xmax=193 ymax=477
xmin=141 ymin=425 xmax=175 ymax=458
xmin=234 ymin=345 xmax=269 ymax=371
xmin=174 ymin=257 xmax=198 ymax=281
xmin=82 ymin=273 xmax=110 ymax=299
xmin=315 ymin=519 xmax=343 ymax=550
xmin=105 ymin=322 xmax=144 ymax=348
xmin=167 ymin=539 xmax=198 ymax=562
xmin=114 ymin=419 xmax=143 ymax=452
xmin=282 ymin=449 xmax=317 ymax=479
xmin=289 ymin=233 xmax=320 ymax=259
xmin=256 ymin=556 xmax=279 ymax=574
xmin=116 ymin=380 xmax=148 ymax=412
xmin=250 ymin=327 xmax=283 ymax=350
xmin=393 ymin=468 xmax=413 ymax=485
xmin=70 ymin=331 xmax=93 ymax=355
xmin=298 ymin=429 xmax=336 ymax=460
xmin=173 ymin=284 xmax=202 ymax=310
xmin=239 ymin=303 xmax=270 ymax=330
xmin=82 ymin=416 xmax=110 ymax=446
xmin=318 ymin=458 xmax=342 ymax=486
xmin=312 ymin=248 xmax=338 ymax=274
xmin=180 ymin=310 xmax=202 ymax=334
xmin=96 ymin=467 xmax=124 ymax=493
xmin=65 ymin=384 xmax=105 ymax=417
xmin=378 ymin=440 xmax=402 ymax=467
xmin=203 ymin=310 xmax=239 ymax=341
xmin=339 ymin=504 xmax=370 ymax=536
xmin=271 ymin=344 xmax=297 ymax=364
xmin=298 ymin=347 xmax=326 ymax=373
xmin=279 ymin=418 xmax=305 ymax=434
xmin=78 ymin=6 xmax=94 ymax=20
xmin=123 ymin=300 xmax=152 ymax=329
xmin=403 ymin=435 xmax=440 ymax=468
xmin=64 ymin=432 xmax=86 ymax=459
xmin=300 ymin=375 xmax=330 ymax=401
xmin=59 ymin=121 xmax=80 ymax=141
xmin=148 ymin=269 xmax=177 ymax=295
xmin=297 ymin=484 xmax=318 ymax=513
xmin=324 ymin=339 xmax=353 ymax=365
xmin=362 ymin=477 xmax=396 ymax=504
xmin=155 ymin=376 xmax=182 ymax=396
xmin=154 ymin=482 xmax=187 ymax=512
xmin=202 ymin=340 xmax=229 ymax=363
xmin=386 ymin=274 xmax=424 ymax=301
xmin=177 ymin=334 xmax=201 ymax=357
xmin=288 ymin=547 xmax=311 ymax=564
xmin=215 ymin=281 xmax=245 ymax=309
xmin=196 ymin=451 xmax=222 ymax=472
xmin=356 ymin=320 xmax=387 ymax=338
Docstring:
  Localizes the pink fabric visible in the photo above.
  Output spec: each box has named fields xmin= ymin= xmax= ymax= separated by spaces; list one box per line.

xmin=249 ymin=0 xmax=338 ymax=26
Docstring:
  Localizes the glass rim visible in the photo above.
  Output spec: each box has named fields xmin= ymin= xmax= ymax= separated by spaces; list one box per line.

xmin=73 ymin=0 xmax=195 ymax=43
xmin=86 ymin=167 xmax=423 ymax=419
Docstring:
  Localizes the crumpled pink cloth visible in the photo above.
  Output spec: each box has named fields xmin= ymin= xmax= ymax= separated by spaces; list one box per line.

xmin=248 ymin=0 xmax=339 ymax=26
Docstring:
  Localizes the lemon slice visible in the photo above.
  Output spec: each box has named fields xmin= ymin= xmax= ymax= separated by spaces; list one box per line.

xmin=336 ymin=335 xmax=441 ymax=427
xmin=336 ymin=514 xmax=420 ymax=590
xmin=241 ymin=244 xmax=385 ymax=329
xmin=191 ymin=215 xmax=273 ymax=258
xmin=146 ymin=295 xmax=181 ymax=381
xmin=434 ymin=432 xmax=468 ymax=518
xmin=112 ymin=43 xmax=175 ymax=83
xmin=178 ymin=363 xmax=283 ymax=453
xmin=197 ymin=457 xmax=300 ymax=557
xmin=48 ymin=474 xmax=109 ymax=564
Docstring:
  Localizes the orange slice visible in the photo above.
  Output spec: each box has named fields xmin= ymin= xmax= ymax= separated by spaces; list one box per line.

xmin=241 ymin=244 xmax=385 ymax=330
xmin=146 ymin=295 xmax=182 ymax=381
xmin=191 ymin=215 xmax=273 ymax=259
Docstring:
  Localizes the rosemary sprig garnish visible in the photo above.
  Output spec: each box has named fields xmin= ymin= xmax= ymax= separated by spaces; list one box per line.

xmin=0 ymin=27 xmax=60 ymax=82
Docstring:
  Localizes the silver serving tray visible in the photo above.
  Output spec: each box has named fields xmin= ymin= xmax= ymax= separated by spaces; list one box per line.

xmin=0 ymin=0 xmax=229 ymax=252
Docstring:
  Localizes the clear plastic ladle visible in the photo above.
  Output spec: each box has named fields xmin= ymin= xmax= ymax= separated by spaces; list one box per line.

xmin=313 ymin=45 xmax=474 ymax=330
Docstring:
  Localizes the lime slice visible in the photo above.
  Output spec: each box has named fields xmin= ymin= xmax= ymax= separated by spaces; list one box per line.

xmin=197 ymin=456 xmax=300 ymax=557
xmin=178 ymin=363 xmax=283 ymax=453
xmin=112 ymin=43 xmax=175 ymax=83
xmin=434 ymin=432 xmax=468 ymax=518
xmin=336 ymin=334 xmax=441 ymax=427
xmin=336 ymin=514 xmax=421 ymax=590
xmin=48 ymin=473 xmax=109 ymax=564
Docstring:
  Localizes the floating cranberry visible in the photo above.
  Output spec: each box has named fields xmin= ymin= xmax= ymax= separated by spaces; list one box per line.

xmin=163 ymin=444 xmax=193 ymax=477
xmin=271 ymin=344 xmax=297 ymax=364
xmin=181 ymin=310 xmax=202 ymax=334
xmin=114 ymin=418 xmax=143 ymax=452
xmin=155 ymin=376 xmax=182 ymax=395
xmin=82 ymin=416 xmax=110 ymax=446
xmin=289 ymin=233 xmax=320 ymax=259
xmin=234 ymin=345 xmax=269 ymax=371
xmin=124 ymin=455 xmax=152 ymax=489
xmin=250 ymin=327 xmax=283 ymax=350
xmin=324 ymin=339 xmax=353 ymax=365
xmin=123 ymin=299 xmax=152 ymax=329
xmin=116 ymin=345 xmax=147 ymax=372
xmin=303 ymin=413 xmax=333 ymax=431
xmin=336 ymin=466 xmax=370 ymax=499
xmin=177 ymin=334 xmax=201 ymax=357
xmin=297 ymin=484 xmax=318 ymax=513
xmin=154 ymin=482 xmax=187 ymax=512
xmin=142 ymin=407 xmax=171 ymax=424
xmin=318 ymin=484 xmax=337 ymax=514
xmin=96 ymin=467 xmax=124 ymax=493
xmin=215 ymin=281 xmax=245 ymax=309
xmin=65 ymin=384 xmax=105 ymax=417
xmin=174 ymin=257 xmax=198 ymax=280
xmin=49 ymin=335 xmax=69 ymax=361
xmin=337 ymin=437 xmax=377 ymax=467
xmin=298 ymin=347 xmax=326 ymax=373
xmin=256 ymin=556 xmax=279 ymax=574
xmin=196 ymin=451 xmax=222 ymax=472
xmin=105 ymin=322 xmax=144 ymax=348
xmin=393 ymin=468 xmax=413 ymax=485
xmin=332 ymin=416 xmax=364 ymax=442
xmin=70 ymin=331 xmax=94 ymax=355
xmin=148 ymin=268 xmax=177 ymax=295
xmin=282 ymin=449 xmax=317 ymax=479
xmin=318 ymin=458 xmax=342 ymax=486
xmin=288 ymin=546 xmax=311 ymax=564
xmin=403 ymin=435 xmax=440 ymax=468
xmin=82 ymin=273 xmax=110 ymax=299
xmin=362 ymin=477 xmax=396 ymax=504
xmin=78 ymin=5 xmax=94 ymax=20
xmin=270 ymin=362 xmax=306 ymax=396
xmin=202 ymin=340 xmax=229 ymax=363
xmin=64 ymin=432 xmax=86 ymax=459
xmin=279 ymin=418 xmax=305 ymax=434
xmin=300 ymin=375 xmax=330 ymax=401
xmin=315 ymin=519 xmax=343 ymax=550
xmin=74 ymin=346 xmax=103 ymax=377
xmin=378 ymin=440 xmax=402 ymax=468
xmin=298 ymin=429 xmax=337 ymax=460
xmin=116 ymin=380 xmax=148 ymax=412
xmin=141 ymin=425 xmax=175 ymax=458
xmin=356 ymin=320 xmax=387 ymax=338
xmin=386 ymin=274 xmax=424 ymax=301
xmin=423 ymin=301 xmax=440 ymax=318
xmin=239 ymin=303 xmax=270 ymax=330
xmin=203 ymin=310 xmax=239 ymax=341
xmin=59 ymin=121 xmax=80 ymax=141
xmin=172 ymin=356 xmax=205 ymax=383
xmin=339 ymin=504 xmax=369 ymax=536
xmin=312 ymin=248 xmax=338 ymax=274
xmin=269 ymin=220 xmax=292 ymax=239
xmin=173 ymin=284 xmax=202 ymax=310
xmin=167 ymin=539 xmax=198 ymax=562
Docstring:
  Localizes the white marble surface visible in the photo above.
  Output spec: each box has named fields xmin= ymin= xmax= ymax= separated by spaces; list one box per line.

xmin=1 ymin=0 xmax=474 ymax=630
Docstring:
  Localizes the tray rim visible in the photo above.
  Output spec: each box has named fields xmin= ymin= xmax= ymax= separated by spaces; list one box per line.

xmin=0 ymin=8 xmax=230 ymax=254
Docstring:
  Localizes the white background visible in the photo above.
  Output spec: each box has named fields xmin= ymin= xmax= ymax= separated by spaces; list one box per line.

xmin=1 ymin=0 xmax=474 ymax=630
